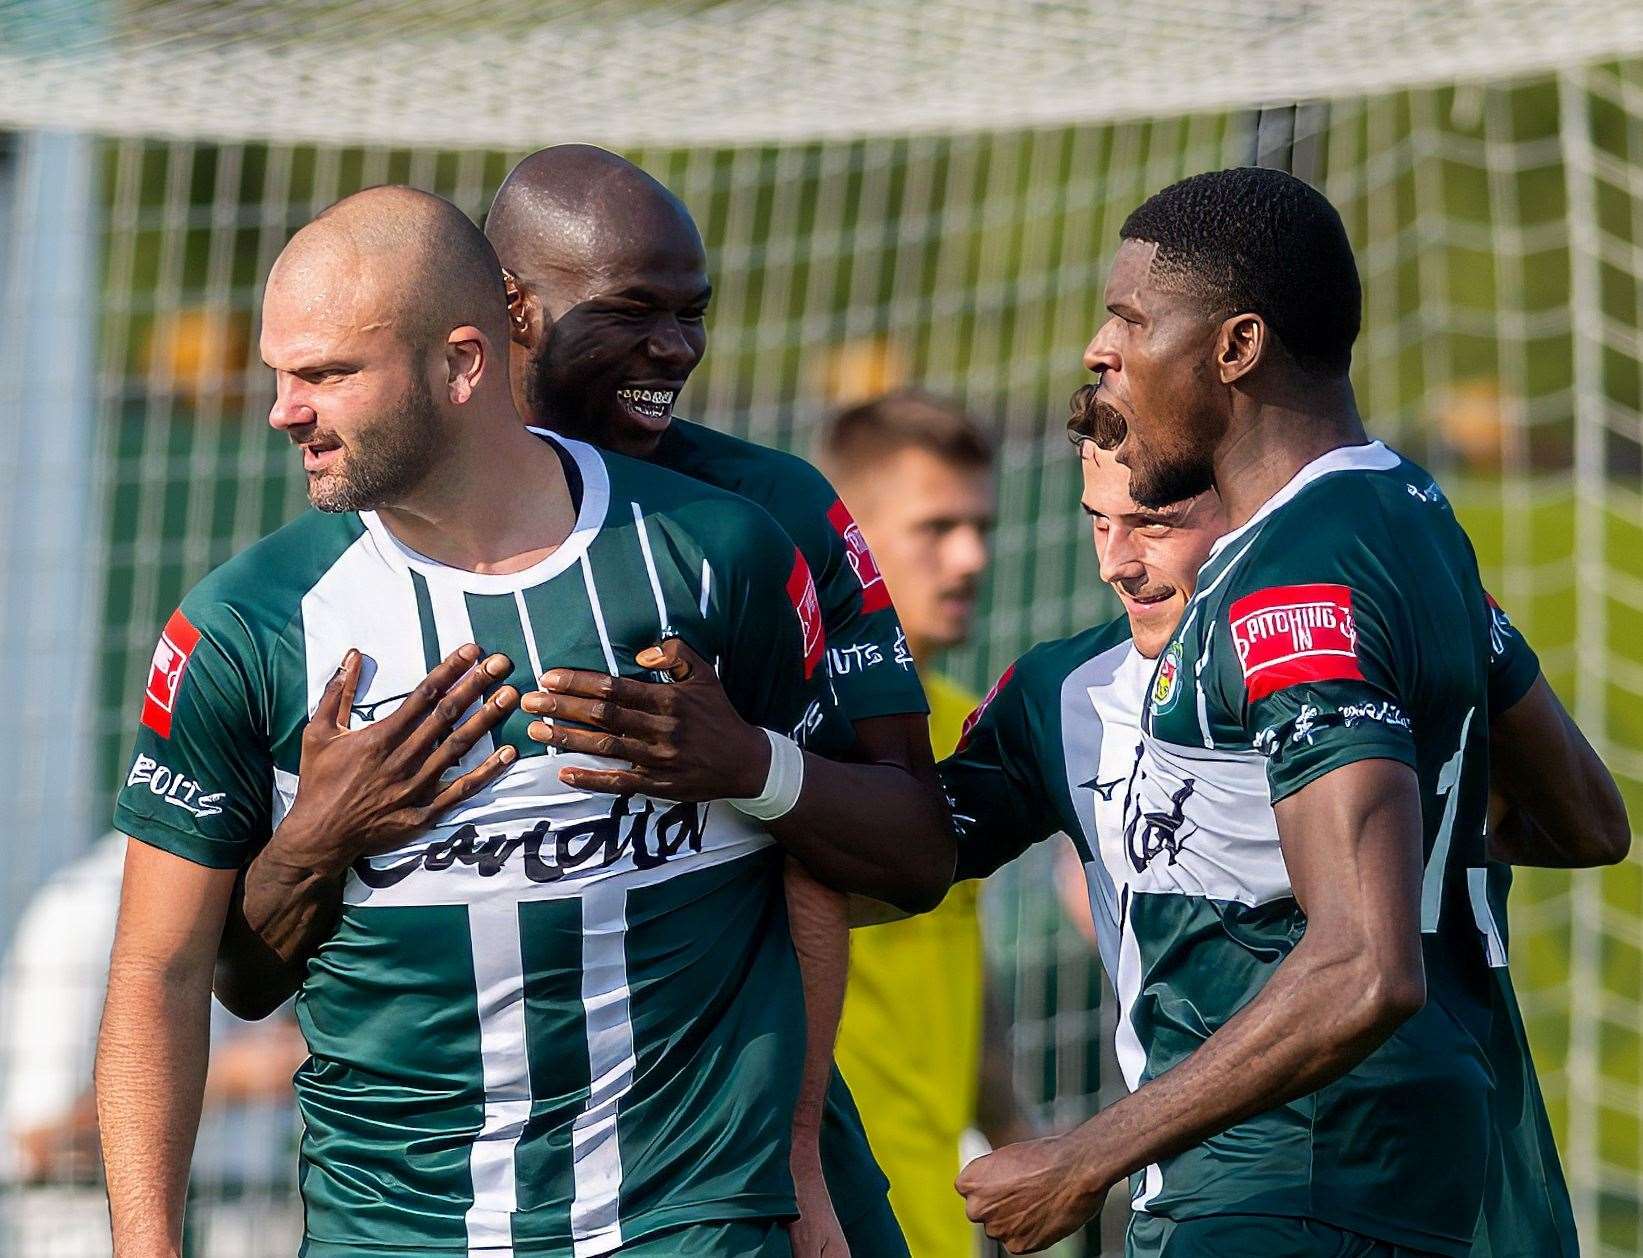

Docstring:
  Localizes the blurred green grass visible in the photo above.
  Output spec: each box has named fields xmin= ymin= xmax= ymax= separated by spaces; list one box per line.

xmin=1453 ymin=475 xmax=1643 ymax=1251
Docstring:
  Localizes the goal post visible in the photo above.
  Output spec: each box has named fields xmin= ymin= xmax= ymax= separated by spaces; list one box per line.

xmin=0 ymin=5 xmax=1640 ymax=1255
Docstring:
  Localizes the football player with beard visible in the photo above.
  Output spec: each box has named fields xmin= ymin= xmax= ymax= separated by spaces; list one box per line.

xmin=211 ymin=148 xmax=943 ymax=1256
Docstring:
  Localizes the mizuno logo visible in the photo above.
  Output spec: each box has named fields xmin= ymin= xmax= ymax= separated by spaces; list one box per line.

xmin=1080 ymin=775 xmax=1124 ymax=802
xmin=351 ymin=690 xmax=414 ymax=724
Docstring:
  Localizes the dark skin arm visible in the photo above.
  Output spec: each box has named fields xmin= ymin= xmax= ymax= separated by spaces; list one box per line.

xmin=214 ymin=645 xmax=940 ymax=1008
xmin=955 ymin=757 xmax=1428 ymax=1253
xmin=522 ymin=639 xmax=954 ymax=912
xmin=213 ymin=645 xmax=520 ymax=1018
xmin=1487 ymin=674 xmax=1630 ymax=867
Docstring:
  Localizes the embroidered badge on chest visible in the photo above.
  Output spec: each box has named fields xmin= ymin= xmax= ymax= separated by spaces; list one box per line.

xmin=1151 ymin=639 xmax=1185 ymax=715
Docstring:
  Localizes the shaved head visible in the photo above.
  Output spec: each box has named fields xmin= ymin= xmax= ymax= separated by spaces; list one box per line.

xmin=486 ymin=146 xmax=712 ymax=456
xmin=262 ymin=186 xmax=515 ymax=513
xmin=487 ymin=144 xmax=703 ymax=287
xmin=273 ymin=184 xmax=509 ymax=350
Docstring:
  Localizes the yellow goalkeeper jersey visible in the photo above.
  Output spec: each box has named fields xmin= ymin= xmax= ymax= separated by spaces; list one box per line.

xmin=835 ymin=671 xmax=983 ymax=1258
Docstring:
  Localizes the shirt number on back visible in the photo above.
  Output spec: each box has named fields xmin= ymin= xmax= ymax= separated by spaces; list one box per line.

xmin=1421 ymin=706 xmax=1475 ymax=933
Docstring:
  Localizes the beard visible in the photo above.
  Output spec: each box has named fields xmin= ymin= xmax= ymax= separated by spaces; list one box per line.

xmin=306 ymin=376 xmax=444 ymax=513
xmin=1124 ymin=439 xmax=1217 ymax=509
xmin=521 ymin=343 xmax=610 ymax=445
xmin=1118 ymin=400 xmax=1220 ymax=509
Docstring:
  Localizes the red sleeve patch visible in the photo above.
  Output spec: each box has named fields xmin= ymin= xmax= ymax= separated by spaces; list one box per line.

xmin=785 ymin=548 xmax=826 ymax=680
xmin=956 ymin=663 xmax=1017 ymax=752
xmin=1229 ymin=583 xmax=1363 ymax=702
xmin=141 ymin=608 xmax=202 ymax=738
xmin=826 ymin=498 xmax=892 ymax=614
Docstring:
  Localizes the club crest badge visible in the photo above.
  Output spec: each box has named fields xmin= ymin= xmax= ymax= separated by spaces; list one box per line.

xmin=1151 ymin=640 xmax=1184 ymax=715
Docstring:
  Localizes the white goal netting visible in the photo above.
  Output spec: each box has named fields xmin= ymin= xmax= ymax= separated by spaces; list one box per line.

xmin=0 ymin=3 xmax=1640 ymax=1255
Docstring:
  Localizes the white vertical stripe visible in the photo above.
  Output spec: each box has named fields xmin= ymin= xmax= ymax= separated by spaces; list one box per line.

xmin=513 ymin=589 xmax=545 ymax=683
xmin=300 ymin=531 xmax=427 ymax=724
xmin=425 ymin=575 xmax=494 ymax=770
xmin=1194 ymin=636 xmax=1214 ymax=750
xmin=629 ymin=502 xmax=671 ymax=636
xmin=463 ymin=899 xmax=532 ymax=1257
xmin=1058 ymin=638 xmax=1138 ymax=980
xmin=271 ymin=766 xmax=298 ymax=829
xmin=1113 ymin=888 xmax=1164 ymax=1210
xmin=1468 ymin=867 xmax=1509 ymax=968
xmin=697 ymin=559 xmax=713 ymax=619
xmin=570 ymin=883 xmax=636 ymax=1257
xmin=579 ymin=554 xmax=619 ymax=675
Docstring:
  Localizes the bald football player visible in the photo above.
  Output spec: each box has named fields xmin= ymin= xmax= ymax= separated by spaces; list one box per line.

xmin=103 ymin=186 xmax=948 ymax=1258
xmin=210 ymin=151 xmax=949 ymax=1255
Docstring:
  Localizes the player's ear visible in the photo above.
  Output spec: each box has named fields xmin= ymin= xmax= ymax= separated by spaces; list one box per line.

xmin=502 ymin=268 xmax=541 ymax=350
xmin=1215 ymin=312 xmax=1266 ymax=385
xmin=444 ymin=326 xmax=488 ymax=405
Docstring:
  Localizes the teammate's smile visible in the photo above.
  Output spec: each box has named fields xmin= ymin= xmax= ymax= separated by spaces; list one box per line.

xmin=615 ymin=384 xmax=681 ymax=424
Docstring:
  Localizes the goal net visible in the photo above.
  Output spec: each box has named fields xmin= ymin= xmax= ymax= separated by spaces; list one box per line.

xmin=1 ymin=3 xmax=1641 ymax=1255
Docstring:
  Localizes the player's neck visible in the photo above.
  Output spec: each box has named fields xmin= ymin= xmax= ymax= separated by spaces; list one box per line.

xmin=374 ymin=413 xmax=579 ymax=574
xmin=1213 ymin=377 xmax=1366 ymax=530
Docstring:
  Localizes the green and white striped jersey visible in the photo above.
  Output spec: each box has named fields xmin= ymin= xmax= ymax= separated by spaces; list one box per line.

xmin=943 ymin=441 xmax=1575 ymax=1258
xmin=653 ymin=418 xmax=927 ymax=723
xmin=115 ymin=431 xmax=853 ymax=1256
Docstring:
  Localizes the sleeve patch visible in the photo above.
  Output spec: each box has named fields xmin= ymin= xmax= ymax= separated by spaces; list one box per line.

xmin=785 ymin=548 xmax=826 ymax=680
xmin=141 ymin=608 xmax=202 ymax=738
xmin=957 ymin=662 xmax=1016 ymax=752
xmin=1229 ymin=583 xmax=1363 ymax=702
xmin=826 ymin=498 xmax=892 ymax=613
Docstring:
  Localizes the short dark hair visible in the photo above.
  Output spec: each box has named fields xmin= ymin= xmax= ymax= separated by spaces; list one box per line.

xmin=814 ymin=390 xmax=995 ymax=485
xmin=1120 ymin=167 xmax=1362 ymax=376
xmin=1067 ymin=382 xmax=1126 ymax=449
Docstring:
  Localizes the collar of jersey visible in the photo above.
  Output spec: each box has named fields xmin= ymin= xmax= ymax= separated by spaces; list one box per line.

xmin=1205 ymin=439 xmax=1399 ymax=561
xmin=358 ymin=429 xmax=610 ymax=594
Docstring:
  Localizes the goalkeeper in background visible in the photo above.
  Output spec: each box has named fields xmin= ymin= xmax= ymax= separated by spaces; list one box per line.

xmin=813 ymin=391 xmax=1038 ymax=1258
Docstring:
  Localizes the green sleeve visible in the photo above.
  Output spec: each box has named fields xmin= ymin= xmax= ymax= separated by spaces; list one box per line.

xmin=800 ymin=495 xmax=929 ymax=722
xmin=1224 ymin=578 xmax=1418 ymax=804
xmin=1485 ymin=592 xmax=1540 ymax=715
xmin=718 ymin=514 xmax=855 ymax=761
xmin=112 ymin=602 xmax=274 ymax=868
xmin=937 ymin=660 xmax=1060 ymax=880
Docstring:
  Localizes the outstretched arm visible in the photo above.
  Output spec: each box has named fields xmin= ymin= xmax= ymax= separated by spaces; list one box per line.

xmin=956 ymin=757 xmax=1426 ymax=1253
xmin=97 ymin=841 xmax=237 ymax=1258
xmin=1488 ymin=675 xmax=1630 ymax=867
xmin=214 ymin=645 xmax=519 ymax=1019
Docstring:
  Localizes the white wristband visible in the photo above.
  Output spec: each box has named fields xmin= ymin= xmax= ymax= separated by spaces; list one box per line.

xmin=731 ymin=728 xmax=805 ymax=821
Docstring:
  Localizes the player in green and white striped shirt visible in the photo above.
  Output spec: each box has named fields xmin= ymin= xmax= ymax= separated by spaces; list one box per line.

xmin=943 ymin=168 xmax=1629 ymax=1257
xmin=208 ymin=146 xmax=940 ymax=1257
xmin=944 ymin=406 xmax=1617 ymax=1258
xmin=99 ymin=187 xmax=950 ymax=1258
